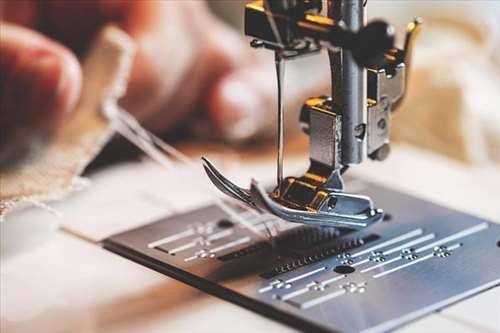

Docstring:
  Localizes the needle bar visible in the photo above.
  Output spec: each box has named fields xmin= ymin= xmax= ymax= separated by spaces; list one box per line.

xmin=275 ymin=53 xmax=285 ymax=195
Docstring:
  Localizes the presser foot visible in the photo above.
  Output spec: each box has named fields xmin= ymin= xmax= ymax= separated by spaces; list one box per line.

xmin=202 ymin=157 xmax=383 ymax=229
xmin=201 ymin=157 xmax=255 ymax=208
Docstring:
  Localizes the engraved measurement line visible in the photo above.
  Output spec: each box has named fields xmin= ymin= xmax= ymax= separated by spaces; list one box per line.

xmin=383 ymin=233 xmax=436 ymax=255
xmin=184 ymin=236 xmax=251 ymax=262
xmin=206 ymin=229 xmax=234 ymax=241
xmin=373 ymin=243 xmax=462 ymax=279
xmin=259 ymin=267 xmax=327 ymax=293
xmin=287 ymin=267 xmax=327 ymax=283
xmin=351 ymin=258 xmax=368 ymax=267
xmin=359 ymin=233 xmax=436 ymax=272
xmin=351 ymin=259 xmax=368 ymax=267
xmin=158 ymin=228 xmax=235 ymax=255
xmin=292 ymin=281 xmax=367 ymax=309
xmin=149 ymin=210 xmax=281 ymax=251
xmin=353 ymin=233 xmax=435 ymax=267
xmin=361 ymin=256 xmax=401 ymax=273
xmin=168 ymin=241 xmax=197 ymax=254
xmin=147 ymin=210 xmax=259 ymax=249
xmin=210 ymin=236 xmax=251 ymax=252
xmin=148 ymin=229 xmax=195 ymax=248
xmin=415 ymin=223 xmax=488 ymax=253
xmin=372 ymin=253 xmax=433 ymax=279
xmin=258 ymin=285 xmax=274 ymax=294
xmin=351 ymin=229 xmax=423 ymax=258
xmin=361 ymin=224 xmax=487 ymax=274
xmin=278 ymin=275 xmax=347 ymax=301
xmin=299 ymin=289 xmax=346 ymax=309
xmin=279 ymin=287 xmax=310 ymax=301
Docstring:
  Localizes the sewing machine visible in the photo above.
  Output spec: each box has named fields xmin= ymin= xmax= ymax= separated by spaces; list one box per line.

xmin=2 ymin=2 xmax=499 ymax=333
xmin=203 ymin=0 xmax=421 ymax=230
xmin=102 ymin=2 xmax=500 ymax=332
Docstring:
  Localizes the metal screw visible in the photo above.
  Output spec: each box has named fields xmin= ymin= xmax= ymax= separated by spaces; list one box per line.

xmin=377 ymin=118 xmax=387 ymax=130
xmin=250 ymin=39 xmax=265 ymax=48
xmin=328 ymin=197 xmax=338 ymax=209
xmin=355 ymin=124 xmax=366 ymax=139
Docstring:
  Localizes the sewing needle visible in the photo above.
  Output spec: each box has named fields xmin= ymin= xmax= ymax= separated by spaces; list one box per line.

xmin=275 ymin=52 xmax=285 ymax=196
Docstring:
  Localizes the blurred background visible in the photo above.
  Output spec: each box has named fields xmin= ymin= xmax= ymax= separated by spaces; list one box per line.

xmin=209 ymin=0 xmax=500 ymax=166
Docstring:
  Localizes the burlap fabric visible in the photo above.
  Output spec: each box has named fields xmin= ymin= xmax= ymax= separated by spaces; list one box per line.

xmin=0 ymin=26 xmax=135 ymax=219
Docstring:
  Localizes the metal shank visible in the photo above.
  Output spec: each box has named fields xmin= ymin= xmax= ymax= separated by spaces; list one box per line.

xmin=329 ymin=0 xmax=366 ymax=166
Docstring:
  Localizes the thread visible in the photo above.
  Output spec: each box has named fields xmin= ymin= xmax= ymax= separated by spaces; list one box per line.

xmin=102 ymin=103 xmax=268 ymax=240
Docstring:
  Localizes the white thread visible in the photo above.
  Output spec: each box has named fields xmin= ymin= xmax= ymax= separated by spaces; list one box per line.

xmin=103 ymin=104 xmax=268 ymax=240
xmin=25 ymin=198 xmax=63 ymax=218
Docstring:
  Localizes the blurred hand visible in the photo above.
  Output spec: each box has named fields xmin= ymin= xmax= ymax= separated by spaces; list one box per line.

xmin=0 ymin=0 xmax=277 ymax=164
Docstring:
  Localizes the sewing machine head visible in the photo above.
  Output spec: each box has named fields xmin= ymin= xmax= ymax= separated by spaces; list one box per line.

xmin=203 ymin=0 xmax=422 ymax=230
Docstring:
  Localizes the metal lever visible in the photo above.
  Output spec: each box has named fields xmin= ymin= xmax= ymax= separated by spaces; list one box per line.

xmin=245 ymin=0 xmax=395 ymax=68
xmin=391 ymin=17 xmax=423 ymax=110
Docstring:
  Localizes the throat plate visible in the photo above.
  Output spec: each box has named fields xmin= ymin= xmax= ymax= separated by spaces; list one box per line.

xmin=103 ymin=181 xmax=500 ymax=333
